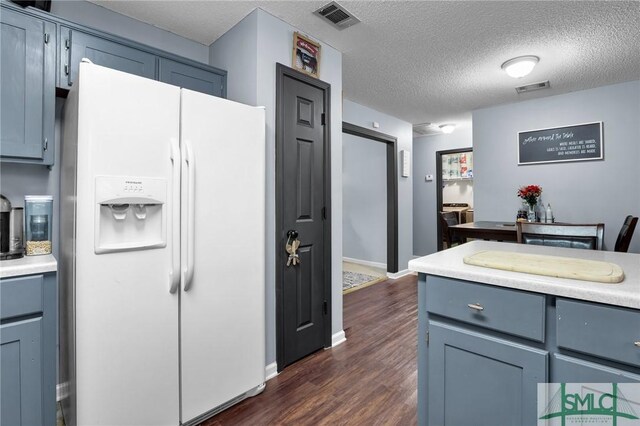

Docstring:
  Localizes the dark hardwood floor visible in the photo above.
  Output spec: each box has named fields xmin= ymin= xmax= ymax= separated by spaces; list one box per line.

xmin=203 ymin=274 xmax=418 ymax=426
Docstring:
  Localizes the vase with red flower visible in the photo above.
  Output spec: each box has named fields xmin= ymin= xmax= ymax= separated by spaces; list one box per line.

xmin=517 ymin=185 xmax=543 ymax=222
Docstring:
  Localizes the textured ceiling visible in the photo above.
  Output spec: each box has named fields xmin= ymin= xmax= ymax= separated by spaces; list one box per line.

xmin=88 ymin=1 xmax=640 ymax=126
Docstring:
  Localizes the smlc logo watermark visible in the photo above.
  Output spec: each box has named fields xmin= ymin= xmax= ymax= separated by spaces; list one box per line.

xmin=538 ymin=383 xmax=640 ymax=425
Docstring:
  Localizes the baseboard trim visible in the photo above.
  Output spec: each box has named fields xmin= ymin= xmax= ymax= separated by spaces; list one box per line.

xmin=342 ymin=257 xmax=386 ymax=270
xmin=57 ymin=382 xmax=69 ymax=401
xmin=265 ymin=362 xmax=278 ymax=381
xmin=387 ymin=269 xmax=416 ymax=279
xmin=331 ymin=330 xmax=346 ymax=347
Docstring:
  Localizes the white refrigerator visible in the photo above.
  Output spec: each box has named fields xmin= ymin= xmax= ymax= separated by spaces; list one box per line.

xmin=60 ymin=62 xmax=266 ymax=425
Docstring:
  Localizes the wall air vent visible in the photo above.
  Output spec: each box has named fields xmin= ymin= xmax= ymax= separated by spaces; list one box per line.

xmin=314 ymin=1 xmax=360 ymax=30
xmin=413 ymin=123 xmax=440 ymax=136
xmin=516 ymin=80 xmax=551 ymax=94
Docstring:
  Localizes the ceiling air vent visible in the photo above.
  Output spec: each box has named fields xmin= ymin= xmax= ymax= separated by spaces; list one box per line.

xmin=413 ymin=123 xmax=440 ymax=137
xmin=314 ymin=1 xmax=360 ymax=30
xmin=516 ymin=80 xmax=551 ymax=94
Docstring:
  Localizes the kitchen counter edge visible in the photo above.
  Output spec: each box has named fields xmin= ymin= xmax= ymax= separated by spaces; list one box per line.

xmin=409 ymin=241 xmax=640 ymax=310
xmin=0 ymin=254 xmax=58 ymax=279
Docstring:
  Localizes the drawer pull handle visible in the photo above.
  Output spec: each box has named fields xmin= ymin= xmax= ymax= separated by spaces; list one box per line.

xmin=467 ymin=303 xmax=484 ymax=312
xmin=634 ymin=341 xmax=640 ymax=348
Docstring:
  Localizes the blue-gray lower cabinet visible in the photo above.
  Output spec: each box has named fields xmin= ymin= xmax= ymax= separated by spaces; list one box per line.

xmin=552 ymin=354 xmax=640 ymax=383
xmin=428 ymin=321 xmax=548 ymax=426
xmin=0 ymin=273 xmax=57 ymax=426
xmin=159 ymin=58 xmax=225 ymax=98
xmin=63 ymin=29 xmax=157 ymax=88
xmin=0 ymin=8 xmax=56 ymax=165
xmin=1 ymin=318 xmax=43 ymax=426
xmin=418 ymin=273 xmax=640 ymax=426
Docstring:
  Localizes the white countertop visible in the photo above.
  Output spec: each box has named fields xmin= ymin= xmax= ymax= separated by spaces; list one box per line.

xmin=0 ymin=254 xmax=58 ymax=279
xmin=409 ymin=241 xmax=640 ymax=310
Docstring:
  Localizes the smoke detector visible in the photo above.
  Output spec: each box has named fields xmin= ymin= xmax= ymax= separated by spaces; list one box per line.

xmin=314 ymin=2 xmax=360 ymax=30
xmin=516 ymin=80 xmax=551 ymax=94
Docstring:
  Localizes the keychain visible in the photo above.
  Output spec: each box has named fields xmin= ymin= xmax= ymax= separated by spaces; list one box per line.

xmin=285 ymin=230 xmax=301 ymax=267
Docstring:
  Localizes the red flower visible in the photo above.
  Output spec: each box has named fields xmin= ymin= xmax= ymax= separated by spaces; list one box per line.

xmin=517 ymin=185 xmax=542 ymax=205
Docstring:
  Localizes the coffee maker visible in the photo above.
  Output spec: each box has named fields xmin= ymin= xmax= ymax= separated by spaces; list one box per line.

xmin=0 ymin=194 xmax=24 ymax=260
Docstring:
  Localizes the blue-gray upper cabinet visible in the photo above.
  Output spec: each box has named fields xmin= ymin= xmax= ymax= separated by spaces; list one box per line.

xmin=0 ymin=8 xmax=55 ymax=165
xmin=159 ymin=58 xmax=226 ymax=97
xmin=428 ymin=321 xmax=548 ymax=426
xmin=60 ymin=28 xmax=157 ymax=89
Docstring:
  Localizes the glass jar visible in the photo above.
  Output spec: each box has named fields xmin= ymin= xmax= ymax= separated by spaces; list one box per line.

xmin=25 ymin=195 xmax=53 ymax=256
xmin=10 ymin=207 xmax=24 ymax=253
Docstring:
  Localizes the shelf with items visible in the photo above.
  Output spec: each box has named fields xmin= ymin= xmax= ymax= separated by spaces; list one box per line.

xmin=441 ymin=151 xmax=473 ymax=181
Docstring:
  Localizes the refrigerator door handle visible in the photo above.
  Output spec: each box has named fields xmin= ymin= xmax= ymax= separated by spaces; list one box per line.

xmin=169 ymin=138 xmax=181 ymax=294
xmin=183 ymin=139 xmax=196 ymax=291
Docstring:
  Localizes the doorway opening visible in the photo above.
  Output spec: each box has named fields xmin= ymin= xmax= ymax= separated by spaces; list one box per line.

xmin=436 ymin=148 xmax=474 ymax=251
xmin=341 ymin=122 xmax=398 ymax=293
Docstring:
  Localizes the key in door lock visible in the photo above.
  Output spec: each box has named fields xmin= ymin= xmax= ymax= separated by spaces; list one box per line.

xmin=286 ymin=230 xmax=301 ymax=267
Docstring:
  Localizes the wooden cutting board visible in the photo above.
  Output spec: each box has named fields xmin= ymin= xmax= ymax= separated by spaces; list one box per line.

xmin=463 ymin=250 xmax=624 ymax=283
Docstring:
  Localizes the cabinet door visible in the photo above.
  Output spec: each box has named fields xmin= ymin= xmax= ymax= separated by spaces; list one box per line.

xmin=64 ymin=30 xmax=156 ymax=88
xmin=0 ymin=9 xmax=55 ymax=164
xmin=552 ymin=354 xmax=640 ymax=383
xmin=159 ymin=58 xmax=225 ymax=97
xmin=1 ymin=317 xmax=43 ymax=426
xmin=428 ymin=321 xmax=548 ymax=426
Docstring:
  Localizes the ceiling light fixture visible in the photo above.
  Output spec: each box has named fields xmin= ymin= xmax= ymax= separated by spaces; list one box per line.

xmin=439 ymin=124 xmax=456 ymax=134
xmin=501 ymin=55 xmax=539 ymax=78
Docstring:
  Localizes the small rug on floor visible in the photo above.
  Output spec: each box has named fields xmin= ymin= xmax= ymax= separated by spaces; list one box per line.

xmin=343 ymin=271 xmax=385 ymax=294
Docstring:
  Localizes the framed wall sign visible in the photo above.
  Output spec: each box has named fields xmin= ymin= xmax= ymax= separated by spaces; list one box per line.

xmin=518 ymin=122 xmax=603 ymax=165
xmin=292 ymin=32 xmax=321 ymax=78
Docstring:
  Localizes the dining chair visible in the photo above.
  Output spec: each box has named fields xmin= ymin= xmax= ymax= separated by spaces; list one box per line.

xmin=516 ymin=222 xmax=605 ymax=250
xmin=440 ymin=211 xmax=462 ymax=249
xmin=614 ymin=215 xmax=638 ymax=252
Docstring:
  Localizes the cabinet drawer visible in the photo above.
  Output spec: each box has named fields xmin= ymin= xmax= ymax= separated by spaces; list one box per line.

xmin=426 ymin=276 xmax=546 ymax=342
xmin=557 ymin=299 xmax=640 ymax=367
xmin=0 ymin=275 xmax=43 ymax=320
xmin=552 ymin=353 xmax=640 ymax=383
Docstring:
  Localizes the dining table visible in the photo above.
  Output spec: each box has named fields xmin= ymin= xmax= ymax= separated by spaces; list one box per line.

xmin=449 ymin=221 xmax=518 ymax=243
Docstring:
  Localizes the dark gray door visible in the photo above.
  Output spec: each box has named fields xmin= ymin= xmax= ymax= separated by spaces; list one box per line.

xmin=277 ymin=65 xmax=330 ymax=369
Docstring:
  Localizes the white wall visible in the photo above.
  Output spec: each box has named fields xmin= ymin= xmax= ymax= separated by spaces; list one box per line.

xmin=474 ymin=80 xmax=640 ymax=253
xmin=208 ymin=12 xmax=258 ymax=106
xmin=443 ymin=181 xmax=473 ymax=206
xmin=412 ymin=123 xmax=473 ymax=256
xmin=51 ymin=0 xmax=210 ymax=63
xmin=342 ymin=99 xmax=413 ymax=272
xmin=209 ymin=8 xmax=344 ymax=366
xmin=342 ymin=133 xmax=387 ymax=265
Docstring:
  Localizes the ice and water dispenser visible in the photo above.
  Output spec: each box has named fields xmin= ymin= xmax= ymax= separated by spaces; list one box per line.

xmin=94 ymin=176 xmax=167 ymax=253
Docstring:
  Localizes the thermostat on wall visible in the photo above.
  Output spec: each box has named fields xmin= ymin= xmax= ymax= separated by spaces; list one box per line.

xmin=401 ymin=150 xmax=411 ymax=177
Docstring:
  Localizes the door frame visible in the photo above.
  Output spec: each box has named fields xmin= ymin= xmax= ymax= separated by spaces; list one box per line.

xmin=275 ymin=63 xmax=332 ymax=371
xmin=436 ymin=147 xmax=473 ymax=251
xmin=342 ymin=122 xmax=399 ymax=273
